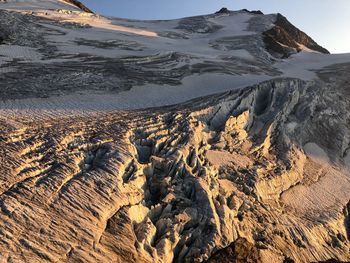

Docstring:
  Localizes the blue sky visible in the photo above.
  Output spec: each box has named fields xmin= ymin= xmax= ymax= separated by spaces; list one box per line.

xmin=82 ymin=0 xmax=350 ymax=54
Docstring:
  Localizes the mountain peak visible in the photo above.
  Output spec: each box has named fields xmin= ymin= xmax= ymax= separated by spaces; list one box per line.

xmin=215 ymin=7 xmax=230 ymax=14
xmin=215 ymin=7 xmax=264 ymax=15
xmin=263 ymin=13 xmax=330 ymax=57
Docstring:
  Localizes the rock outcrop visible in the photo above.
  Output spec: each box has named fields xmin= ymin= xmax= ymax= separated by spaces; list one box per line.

xmin=62 ymin=0 xmax=93 ymax=13
xmin=215 ymin=7 xmax=230 ymax=14
xmin=263 ymin=14 xmax=330 ymax=58
xmin=241 ymin=9 xmax=264 ymax=15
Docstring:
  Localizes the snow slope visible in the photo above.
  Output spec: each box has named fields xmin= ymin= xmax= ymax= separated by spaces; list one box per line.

xmin=0 ymin=0 xmax=88 ymax=11
xmin=0 ymin=1 xmax=349 ymax=118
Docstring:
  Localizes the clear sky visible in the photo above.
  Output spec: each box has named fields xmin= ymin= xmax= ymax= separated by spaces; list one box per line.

xmin=81 ymin=0 xmax=350 ymax=54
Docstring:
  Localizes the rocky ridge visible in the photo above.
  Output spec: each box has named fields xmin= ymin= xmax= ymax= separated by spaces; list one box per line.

xmin=263 ymin=13 xmax=330 ymax=58
xmin=62 ymin=0 xmax=93 ymax=13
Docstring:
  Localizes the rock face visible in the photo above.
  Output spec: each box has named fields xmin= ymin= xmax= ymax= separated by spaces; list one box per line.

xmin=0 ymin=1 xmax=350 ymax=263
xmin=263 ymin=14 xmax=330 ymax=58
xmin=241 ymin=9 xmax=264 ymax=15
xmin=62 ymin=0 xmax=93 ymax=13
xmin=215 ymin=7 xmax=230 ymax=14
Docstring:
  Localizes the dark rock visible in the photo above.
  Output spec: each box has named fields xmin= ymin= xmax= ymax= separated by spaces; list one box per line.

xmin=215 ymin=8 xmax=230 ymax=14
xmin=263 ymin=13 xmax=330 ymax=58
xmin=344 ymin=202 xmax=350 ymax=241
xmin=284 ymin=258 xmax=295 ymax=263
xmin=337 ymin=233 xmax=346 ymax=242
xmin=256 ymin=241 xmax=268 ymax=249
xmin=253 ymin=231 xmax=267 ymax=242
xmin=0 ymin=28 xmax=9 ymax=44
xmin=251 ymin=10 xmax=264 ymax=15
xmin=257 ymin=215 xmax=264 ymax=223
xmin=241 ymin=9 xmax=264 ymax=15
xmin=237 ymin=212 xmax=244 ymax=221
xmin=206 ymin=238 xmax=261 ymax=263
xmin=330 ymin=235 xmax=341 ymax=248
xmin=294 ymin=238 xmax=306 ymax=248
xmin=62 ymin=0 xmax=94 ymax=13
